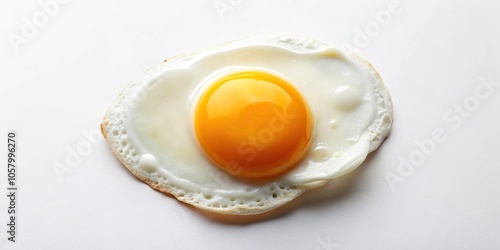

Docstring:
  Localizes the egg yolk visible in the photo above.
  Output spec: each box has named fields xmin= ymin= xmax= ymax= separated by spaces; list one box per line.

xmin=194 ymin=71 xmax=314 ymax=179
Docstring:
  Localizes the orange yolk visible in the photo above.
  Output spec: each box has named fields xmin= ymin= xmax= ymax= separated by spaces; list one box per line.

xmin=194 ymin=71 xmax=314 ymax=179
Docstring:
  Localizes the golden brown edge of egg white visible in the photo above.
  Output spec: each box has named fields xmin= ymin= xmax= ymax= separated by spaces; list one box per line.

xmin=100 ymin=36 xmax=393 ymax=218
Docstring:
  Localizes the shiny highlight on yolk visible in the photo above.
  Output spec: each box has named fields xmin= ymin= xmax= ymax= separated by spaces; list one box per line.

xmin=194 ymin=71 xmax=314 ymax=179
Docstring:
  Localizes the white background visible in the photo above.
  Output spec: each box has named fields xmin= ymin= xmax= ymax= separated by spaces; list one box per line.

xmin=1 ymin=0 xmax=499 ymax=249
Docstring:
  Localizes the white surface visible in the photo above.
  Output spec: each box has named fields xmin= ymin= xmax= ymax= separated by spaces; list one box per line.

xmin=0 ymin=0 xmax=499 ymax=249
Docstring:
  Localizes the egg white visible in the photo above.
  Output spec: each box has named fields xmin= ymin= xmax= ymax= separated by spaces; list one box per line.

xmin=101 ymin=36 xmax=393 ymax=215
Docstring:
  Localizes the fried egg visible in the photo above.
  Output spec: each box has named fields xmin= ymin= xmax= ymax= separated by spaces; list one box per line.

xmin=101 ymin=36 xmax=393 ymax=215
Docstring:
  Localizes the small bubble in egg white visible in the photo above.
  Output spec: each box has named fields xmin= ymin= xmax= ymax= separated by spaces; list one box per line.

xmin=333 ymin=85 xmax=362 ymax=111
xmin=311 ymin=142 xmax=332 ymax=161
xmin=329 ymin=119 xmax=338 ymax=128
xmin=333 ymin=151 xmax=343 ymax=158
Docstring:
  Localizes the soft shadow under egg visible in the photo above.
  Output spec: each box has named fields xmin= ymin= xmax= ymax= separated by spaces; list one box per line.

xmin=187 ymin=154 xmax=381 ymax=225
